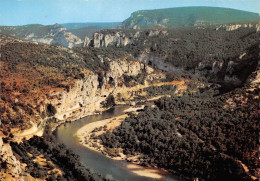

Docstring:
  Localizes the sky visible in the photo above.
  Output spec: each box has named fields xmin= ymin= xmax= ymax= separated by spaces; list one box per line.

xmin=0 ymin=0 xmax=259 ymax=26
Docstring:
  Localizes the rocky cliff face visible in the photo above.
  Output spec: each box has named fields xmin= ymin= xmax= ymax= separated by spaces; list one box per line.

xmin=0 ymin=138 xmax=21 ymax=180
xmin=8 ymin=58 xmax=164 ymax=139
xmin=85 ymin=31 xmax=138 ymax=48
xmin=137 ymin=49 xmax=183 ymax=73
xmin=34 ymin=57 xmax=164 ymax=133
xmin=84 ymin=29 xmax=167 ymax=48
xmin=84 ymin=26 xmax=259 ymax=90
xmin=216 ymin=23 xmax=260 ymax=31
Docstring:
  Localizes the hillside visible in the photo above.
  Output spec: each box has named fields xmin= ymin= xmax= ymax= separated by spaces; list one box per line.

xmin=85 ymin=25 xmax=259 ymax=93
xmin=0 ymin=24 xmax=53 ymax=37
xmin=61 ymin=22 xmax=120 ymax=30
xmin=0 ymin=22 xmax=122 ymax=47
xmin=0 ymin=33 xmax=179 ymax=180
xmin=0 ymin=24 xmax=83 ymax=48
xmin=68 ymin=26 xmax=114 ymax=39
xmin=81 ymin=25 xmax=260 ymax=180
xmin=98 ymin=76 xmax=259 ymax=180
xmin=119 ymin=7 xmax=260 ymax=29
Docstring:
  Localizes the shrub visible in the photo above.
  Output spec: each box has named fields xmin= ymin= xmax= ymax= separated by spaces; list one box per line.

xmin=46 ymin=104 xmax=57 ymax=117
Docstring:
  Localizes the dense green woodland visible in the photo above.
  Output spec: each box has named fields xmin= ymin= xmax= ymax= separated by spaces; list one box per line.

xmin=121 ymin=7 xmax=259 ymax=28
xmin=98 ymin=85 xmax=259 ymax=180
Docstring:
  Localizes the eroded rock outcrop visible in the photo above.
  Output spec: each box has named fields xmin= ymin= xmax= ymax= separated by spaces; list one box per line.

xmin=216 ymin=23 xmax=260 ymax=31
xmin=87 ymin=30 xmax=167 ymax=48
xmin=0 ymin=138 xmax=21 ymax=180
xmin=90 ymin=31 xmax=136 ymax=48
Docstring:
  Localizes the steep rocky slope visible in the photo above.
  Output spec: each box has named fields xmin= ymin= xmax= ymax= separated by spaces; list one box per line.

xmin=0 ymin=24 xmax=83 ymax=48
xmin=0 ymin=138 xmax=21 ymax=180
xmin=84 ymin=25 xmax=259 ymax=92
xmin=119 ymin=7 xmax=260 ymax=29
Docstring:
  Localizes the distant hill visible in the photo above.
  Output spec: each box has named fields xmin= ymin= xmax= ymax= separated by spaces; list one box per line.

xmin=62 ymin=22 xmax=121 ymax=39
xmin=61 ymin=22 xmax=120 ymax=30
xmin=0 ymin=24 xmax=56 ymax=38
xmin=0 ymin=22 xmax=121 ymax=47
xmin=119 ymin=7 xmax=260 ymax=29
xmin=0 ymin=24 xmax=83 ymax=48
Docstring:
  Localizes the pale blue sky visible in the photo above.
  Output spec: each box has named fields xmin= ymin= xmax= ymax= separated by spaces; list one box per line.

xmin=0 ymin=0 xmax=259 ymax=26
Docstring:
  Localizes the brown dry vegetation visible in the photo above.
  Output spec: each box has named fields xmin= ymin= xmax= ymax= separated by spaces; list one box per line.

xmin=0 ymin=40 xmax=77 ymax=134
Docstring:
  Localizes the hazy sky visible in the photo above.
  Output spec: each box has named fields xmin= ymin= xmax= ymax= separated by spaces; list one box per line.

xmin=0 ymin=0 xmax=259 ymax=26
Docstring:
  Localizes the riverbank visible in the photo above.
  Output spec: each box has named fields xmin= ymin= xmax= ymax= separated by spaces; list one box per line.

xmin=76 ymin=103 xmax=174 ymax=180
xmin=76 ymin=105 xmax=143 ymax=161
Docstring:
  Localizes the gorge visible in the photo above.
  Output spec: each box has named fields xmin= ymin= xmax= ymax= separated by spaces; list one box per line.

xmin=0 ymin=6 xmax=259 ymax=181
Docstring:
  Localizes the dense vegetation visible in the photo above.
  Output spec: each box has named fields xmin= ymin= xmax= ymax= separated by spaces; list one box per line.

xmin=98 ymin=84 xmax=259 ymax=180
xmin=120 ymin=7 xmax=260 ymax=28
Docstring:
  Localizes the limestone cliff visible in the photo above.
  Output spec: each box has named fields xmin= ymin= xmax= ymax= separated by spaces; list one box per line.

xmin=84 ymin=29 xmax=168 ymax=48
xmin=84 ymin=26 xmax=259 ymax=90
xmin=0 ymin=138 xmax=21 ymax=180
xmin=216 ymin=23 xmax=260 ymax=31
xmin=86 ymin=31 xmax=139 ymax=48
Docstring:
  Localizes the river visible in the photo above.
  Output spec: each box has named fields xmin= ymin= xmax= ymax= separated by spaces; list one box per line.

xmin=54 ymin=105 xmax=180 ymax=181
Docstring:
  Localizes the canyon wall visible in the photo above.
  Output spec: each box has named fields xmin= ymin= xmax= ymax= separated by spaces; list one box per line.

xmin=14 ymin=56 xmax=164 ymax=138
xmin=84 ymin=26 xmax=259 ymax=87
xmin=49 ymin=58 xmax=162 ymax=122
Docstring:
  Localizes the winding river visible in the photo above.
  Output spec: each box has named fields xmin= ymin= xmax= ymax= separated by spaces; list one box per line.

xmin=54 ymin=105 xmax=180 ymax=181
